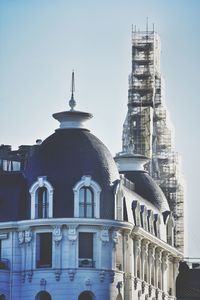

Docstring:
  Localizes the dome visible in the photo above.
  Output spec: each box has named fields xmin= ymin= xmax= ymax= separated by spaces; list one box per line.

xmin=24 ymin=128 xmax=120 ymax=219
xmin=122 ymin=170 xmax=169 ymax=212
xmin=114 ymin=153 xmax=170 ymax=213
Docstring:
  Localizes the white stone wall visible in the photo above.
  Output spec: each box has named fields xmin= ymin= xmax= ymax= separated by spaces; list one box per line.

xmin=0 ymin=217 xmax=181 ymax=300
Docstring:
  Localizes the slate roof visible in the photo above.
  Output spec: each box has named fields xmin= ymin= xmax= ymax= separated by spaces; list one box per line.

xmin=121 ymin=170 xmax=169 ymax=212
xmin=0 ymin=172 xmax=28 ymax=221
xmin=24 ymin=128 xmax=119 ymax=219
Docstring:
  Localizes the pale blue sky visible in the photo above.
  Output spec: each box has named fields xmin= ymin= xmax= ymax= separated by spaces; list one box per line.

xmin=0 ymin=0 xmax=200 ymax=257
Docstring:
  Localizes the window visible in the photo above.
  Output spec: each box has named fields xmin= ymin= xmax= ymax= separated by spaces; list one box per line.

xmin=79 ymin=187 xmax=94 ymax=218
xmin=73 ymin=176 xmax=101 ymax=218
xmin=166 ymin=215 xmax=175 ymax=246
xmin=37 ymin=187 xmax=48 ymax=219
xmin=78 ymin=292 xmax=94 ymax=300
xmin=36 ymin=233 xmax=52 ymax=268
xmin=35 ymin=291 xmax=51 ymax=300
xmin=29 ymin=177 xmax=54 ymax=219
xmin=79 ymin=233 xmax=94 ymax=268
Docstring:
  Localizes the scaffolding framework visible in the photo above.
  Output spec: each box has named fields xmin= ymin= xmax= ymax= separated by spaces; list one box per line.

xmin=122 ymin=28 xmax=185 ymax=253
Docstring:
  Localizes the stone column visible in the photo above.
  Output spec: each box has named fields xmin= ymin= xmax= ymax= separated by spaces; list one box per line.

xmin=53 ymin=225 xmax=63 ymax=281
xmin=134 ymin=236 xmax=141 ymax=278
xmin=155 ymin=248 xmax=162 ymax=290
xmin=148 ymin=244 xmax=155 ymax=286
xmin=67 ymin=225 xmax=77 ymax=268
xmin=141 ymin=240 xmax=149 ymax=282
xmin=161 ymin=252 xmax=168 ymax=293
xmin=24 ymin=229 xmax=33 ymax=283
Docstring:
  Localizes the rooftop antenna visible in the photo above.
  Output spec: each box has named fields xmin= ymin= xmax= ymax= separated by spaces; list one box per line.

xmin=69 ymin=70 xmax=76 ymax=111
xmin=152 ymin=23 xmax=155 ymax=32
xmin=146 ymin=17 xmax=149 ymax=33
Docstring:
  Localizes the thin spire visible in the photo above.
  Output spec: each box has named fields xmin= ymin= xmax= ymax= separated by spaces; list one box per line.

xmin=69 ymin=70 xmax=76 ymax=111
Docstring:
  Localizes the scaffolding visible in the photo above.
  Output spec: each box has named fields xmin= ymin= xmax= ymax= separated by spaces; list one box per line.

xmin=122 ymin=27 xmax=185 ymax=253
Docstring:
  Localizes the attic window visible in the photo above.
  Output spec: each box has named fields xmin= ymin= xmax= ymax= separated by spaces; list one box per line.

xmin=29 ymin=177 xmax=54 ymax=219
xmin=79 ymin=187 xmax=94 ymax=218
xmin=37 ymin=187 xmax=48 ymax=219
xmin=73 ymin=176 xmax=101 ymax=218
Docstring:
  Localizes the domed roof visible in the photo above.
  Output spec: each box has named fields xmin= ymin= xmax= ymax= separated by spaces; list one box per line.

xmin=24 ymin=128 xmax=119 ymax=219
xmin=122 ymin=170 xmax=169 ymax=212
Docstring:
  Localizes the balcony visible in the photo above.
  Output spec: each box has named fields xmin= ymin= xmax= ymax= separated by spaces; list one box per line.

xmin=79 ymin=258 xmax=95 ymax=268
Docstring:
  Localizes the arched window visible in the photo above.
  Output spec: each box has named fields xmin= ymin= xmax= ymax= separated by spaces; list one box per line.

xmin=29 ymin=176 xmax=54 ymax=219
xmin=35 ymin=291 xmax=51 ymax=300
xmin=78 ymin=291 xmax=94 ymax=300
xmin=79 ymin=187 xmax=94 ymax=218
xmin=37 ymin=187 xmax=48 ymax=219
xmin=166 ymin=215 xmax=175 ymax=246
xmin=73 ymin=176 xmax=101 ymax=218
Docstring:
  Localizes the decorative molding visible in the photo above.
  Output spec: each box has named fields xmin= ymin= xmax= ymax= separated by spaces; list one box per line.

xmin=68 ymin=269 xmax=76 ymax=281
xmin=100 ymin=227 xmax=110 ymax=245
xmin=112 ymin=230 xmax=120 ymax=245
xmin=134 ymin=277 xmax=138 ymax=290
xmin=134 ymin=236 xmax=141 ymax=257
xmin=162 ymin=292 xmax=166 ymax=300
xmin=141 ymin=281 xmax=145 ymax=294
xmin=162 ymin=251 xmax=169 ymax=271
xmin=124 ymin=232 xmax=130 ymax=249
xmin=53 ymin=225 xmax=62 ymax=246
xmin=21 ymin=271 xmax=26 ymax=283
xmin=148 ymin=244 xmax=155 ymax=264
xmin=55 ymin=269 xmax=61 ymax=281
xmin=141 ymin=240 xmax=149 ymax=260
xmin=67 ymin=225 xmax=77 ymax=243
xmin=27 ymin=270 xmax=33 ymax=283
xmin=85 ymin=278 xmax=92 ymax=289
xmin=40 ymin=278 xmax=47 ymax=289
xmin=148 ymin=285 xmax=152 ymax=297
xmin=155 ymin=248 xmax=162 ymax=266
xmin=25 ymin=229 xmax=32 ymax=244
xmin=155 ymin=288 xmax=159 ymax=300
xmin=18 ymin=231 xmax=25 ymax=245
xmin=173 ymin=257 xmax=180 ymax=278
xmin=99 ymin=270 xmax=106 ymax=282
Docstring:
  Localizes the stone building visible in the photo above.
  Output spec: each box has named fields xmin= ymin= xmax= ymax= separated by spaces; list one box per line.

xmin=0 ymin=78 xmax=182 ymax=299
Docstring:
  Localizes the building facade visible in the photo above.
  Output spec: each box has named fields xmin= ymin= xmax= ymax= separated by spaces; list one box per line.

xmin=0 ymin=32 xmax=183 ymax=299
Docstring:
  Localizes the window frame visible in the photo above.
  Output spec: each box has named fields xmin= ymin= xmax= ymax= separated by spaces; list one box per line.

xmin=36 ymin=232 xmax=52 ymax=269
xmin=29 ymin=176 xmax=54 ymax=219
xmin=79 ymin=186 xmax=95 ymax=218
xmin=73 ymin=176 xmax=101 ymax=218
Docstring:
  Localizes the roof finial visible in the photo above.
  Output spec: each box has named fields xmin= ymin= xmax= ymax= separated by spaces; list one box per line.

xmin=69 ymin=70 xmax=76 ymax=111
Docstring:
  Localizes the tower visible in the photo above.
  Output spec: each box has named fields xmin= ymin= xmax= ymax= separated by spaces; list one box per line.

xmin=121 ymin=26 xmax=185 ymax=253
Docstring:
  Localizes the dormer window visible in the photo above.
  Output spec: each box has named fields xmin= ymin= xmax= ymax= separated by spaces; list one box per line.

xmin=37 ymin=187 xmax=48 ymax=219
xmin=166 ymin=214 xmax=175 ymax=246
xmin=79 ymin=187 xmax=94 ymax=218
xmin=29 ymin=176 xmax=54 ymax=219
xmin=73 ymin=176 xmax=101 ymax=218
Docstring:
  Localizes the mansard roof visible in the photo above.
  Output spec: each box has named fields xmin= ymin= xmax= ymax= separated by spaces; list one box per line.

xmin=122 ymin=170 xmax=169 ymax=212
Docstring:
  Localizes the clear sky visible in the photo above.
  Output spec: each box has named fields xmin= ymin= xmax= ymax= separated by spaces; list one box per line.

xmin=0 ymin=0 xmax=200 ymax=257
